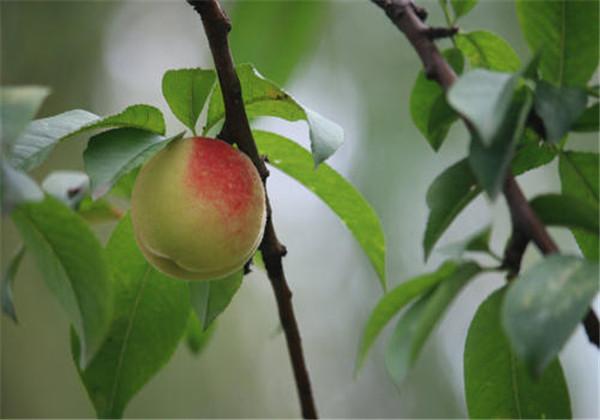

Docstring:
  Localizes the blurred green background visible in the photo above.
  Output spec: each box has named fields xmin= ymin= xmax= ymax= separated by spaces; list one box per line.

xmin=1 ymin=0 xmax=598 ymax=418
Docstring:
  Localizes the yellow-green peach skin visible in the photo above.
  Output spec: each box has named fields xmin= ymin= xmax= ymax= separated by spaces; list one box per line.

xmin=131 ymin=137 xmax=266 ymax=280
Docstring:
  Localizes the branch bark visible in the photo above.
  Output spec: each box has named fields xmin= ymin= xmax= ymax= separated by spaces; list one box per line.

xmin=370 ymin=0 xmax=599 ymax=347
xmin=186 ymin=1 xmax=318 ymax=417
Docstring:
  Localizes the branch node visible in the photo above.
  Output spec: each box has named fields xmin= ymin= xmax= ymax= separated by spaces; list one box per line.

xmin=425 ymin=26 xmax=458 ymax=40
xmin=410 ymin=2 xmax=428 ymax=21
xmin=279 ymin=244 xmax=288 ymax=257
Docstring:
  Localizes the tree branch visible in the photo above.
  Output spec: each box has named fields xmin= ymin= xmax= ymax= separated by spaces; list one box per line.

xmin=370 ymin=0 xmax=599 ymax=347
xmin=186 ymin=1 xmax=318 ymax=417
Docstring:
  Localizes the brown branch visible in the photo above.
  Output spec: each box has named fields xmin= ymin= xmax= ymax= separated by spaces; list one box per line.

xmin=501 ymin=226 xmax=529 ymax=281
xmin=186 ymin=1 xmax=318 ymax=417
xmin=371 ymin=0 xmax=599 ymax=347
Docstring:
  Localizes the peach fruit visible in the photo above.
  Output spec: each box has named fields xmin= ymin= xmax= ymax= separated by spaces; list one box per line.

xmin=131 ymin=137 xmax=266 ymax=280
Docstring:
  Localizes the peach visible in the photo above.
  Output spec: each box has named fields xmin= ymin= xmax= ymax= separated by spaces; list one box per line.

xmin=131 ymin=137 xmax=266 ymax=280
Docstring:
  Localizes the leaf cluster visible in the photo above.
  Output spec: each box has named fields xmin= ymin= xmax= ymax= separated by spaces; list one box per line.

xmin=358 ymin=0 xmax=599 ymax=417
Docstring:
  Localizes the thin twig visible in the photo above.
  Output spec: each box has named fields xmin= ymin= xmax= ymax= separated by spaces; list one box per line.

xmin=370 ymin=0 xmax=599 ymax=347
xmin=186 ymin=1 xmax=318 ymax=417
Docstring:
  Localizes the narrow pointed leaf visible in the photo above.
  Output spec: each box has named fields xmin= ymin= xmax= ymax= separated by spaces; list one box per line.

xmin=73 ymin=215 xmax=190 ymax=419
xmin=162 ymin=68 xmax=216 ymax=133
xmin=10 ymin=105 xmax=165 ymax=171
xmin=206 ymin=63 xmax=343 ymax=166
xmin=450 ymin=0 xmax=478 ymax=19
xmin=502 ymin=255 xmax=599 ymax=376
xmin=356 ymin=261 xmax=459 ymax=372
xmin=254 ymin=130 xmax=385 ymax=289
xmin=1 ymin=246 xmax=26 ymax=322
xmin=185 ymin=313 xmax=217 ymax=356
xmin=12 ymin=196 xmax=112 ymax=366
xmin=385 ymin=261 xmax=480 ymax=385
xmin=189 ymin=269 xmax=243 ymax=331
xmin=465 ymin=288 xmax=571 ymax=418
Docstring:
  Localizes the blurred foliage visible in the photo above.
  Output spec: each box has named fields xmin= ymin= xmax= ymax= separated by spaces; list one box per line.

xmin=1 ymin=2 xmax=116 ymax=114
xmin=229 ymin=0 xmax=328 ymax=86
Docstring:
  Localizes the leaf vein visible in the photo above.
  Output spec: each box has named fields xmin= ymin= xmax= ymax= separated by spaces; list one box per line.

xmin=107 ymin=266 xmax=151 ymax=414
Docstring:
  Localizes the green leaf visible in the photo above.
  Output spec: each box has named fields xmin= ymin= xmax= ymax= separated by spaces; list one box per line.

xmin=206 ymin=63 xmax=343 ymax=166
xmin=423 ymin=159 xmax=480 ymax=261
xmin=162 ymin=68 xmax=216 ymax=134
xmin=510 ymin=131 xmax=557 ymax=173
xmin=89 ymin=104 xmax=165 ymax=135
xmin=185 ymin=312 xmax=217 ymax=356
xmin=385 ymin=261 xmax=480 ymax=385
xmin=1 ymin=159 xmax=43 ymax=213
xmin=447 ymin=69 xmax=518 ymax=146
xmin=109 ymin=168 xmax=139 ymax=200
xmin=534 ymin=81 xmax=588 ymax=142
xmin=465 ymin=288 xmax=571 ymax=419
xmin=355 ymin=261 xmax=459 ymax=373
xmin=11 ymin=110 xmax=98 ymax=170
xmin=455 ymin=30 xmax=521 ymax=72
xmin=468 ymin=87 xmax=533 ymax=198
xmin=254 ymin=130 xmax=386 ymax=289
xmin=503 ymin=255 xmax=599 ymax=377
xmin=530 ymin=193 xmax=599 ymax=236
xmin=571 ymin=103 xmax=599 ymax=133
xmin=83 ymin=128 xmax=184 ymax=199
xmin=438 ymin=226 xmax=492 ymax=260
xmin=189 ymin=270 xmax=243 ymax=331
xmin=73 ymin=215 xmax=190 ymax=419
xmin=559 ymin=152 xmax=599 ymax=202
xmin=410 ymin=48 xmax=464 ymax=151
xmin=230 ymin=1 xmax=326 ymax=85
xmin=10 ymin=105 xmax=165 ymax=171
xmin=450 ymin=0 xmax=478 ymax=19
xmin=516 ymin=0 xmax=599 ymax=86
xmin=1 ymin=246 xmax=25 ymax=322
xmin=423 ymin=139 xmax=555 ymax=261
xmin=0 ymin=86 xmax=49 ymax=150
xmin=12 ymin=196 xmax=112 ymax=366
xmin=559 ymin=151 xmax=599 ymax=259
